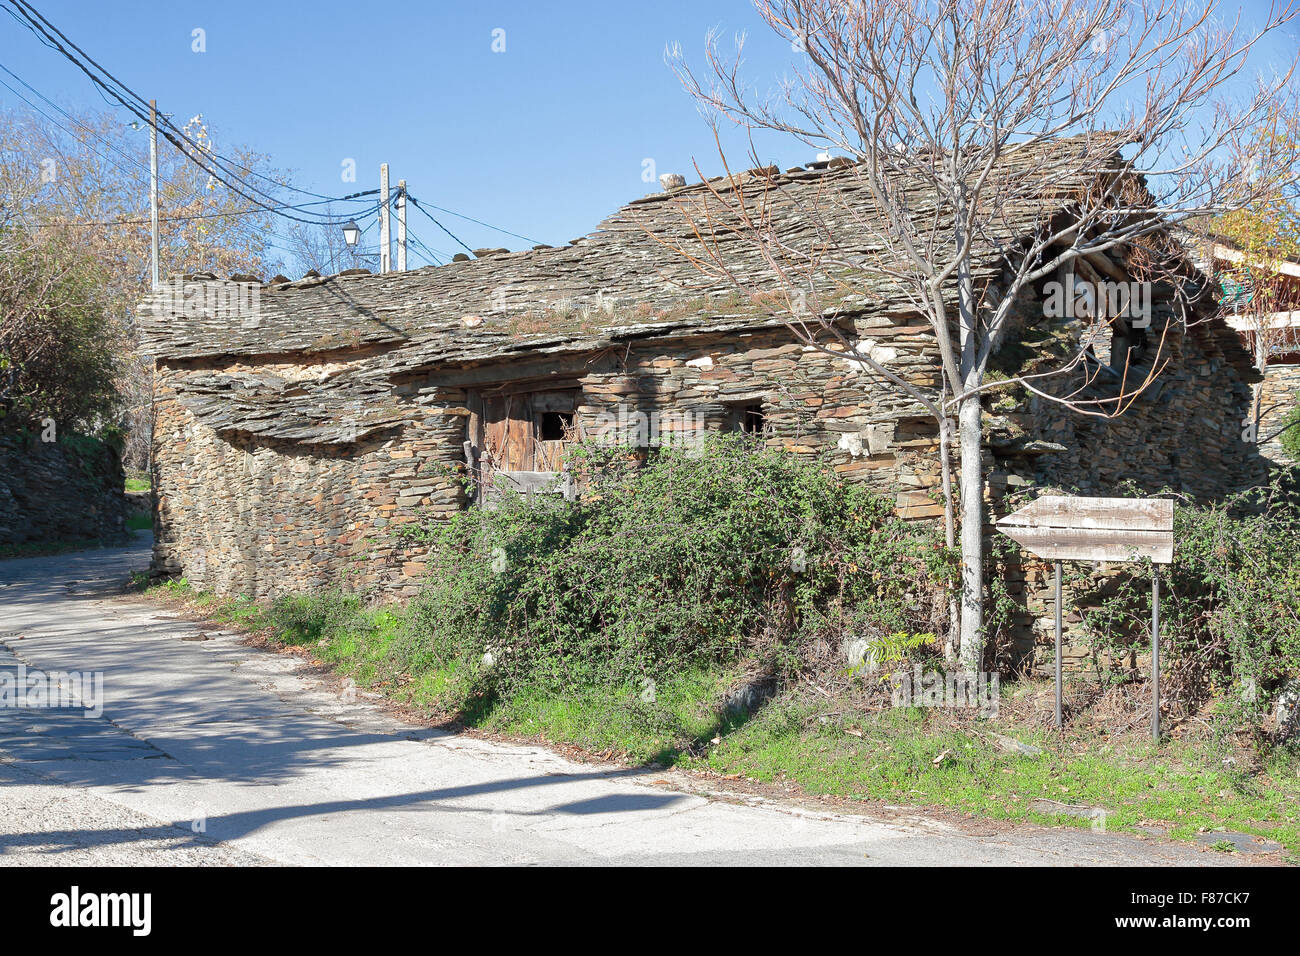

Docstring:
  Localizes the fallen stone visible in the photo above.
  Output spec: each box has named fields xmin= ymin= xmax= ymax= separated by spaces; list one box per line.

xmin=1193 ymin=830 xmax=1283 ymax=855
xmin=991 ymin=733 xmax=1043 ymax=757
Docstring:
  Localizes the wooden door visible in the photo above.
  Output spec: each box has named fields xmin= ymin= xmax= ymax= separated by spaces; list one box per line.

xmin=468 ymin=388 xmax=577 ymax=504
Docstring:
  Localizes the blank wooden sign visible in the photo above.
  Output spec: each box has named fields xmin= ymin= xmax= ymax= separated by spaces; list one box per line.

xmin=995 ymin=496 xmax=1174 ymax=564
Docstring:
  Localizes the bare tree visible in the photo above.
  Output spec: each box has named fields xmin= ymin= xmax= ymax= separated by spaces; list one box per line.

xmin=279 ymin=211 xmax=376 ymax=277
xmin=667 ymin=0 xmax=1299 ymax=671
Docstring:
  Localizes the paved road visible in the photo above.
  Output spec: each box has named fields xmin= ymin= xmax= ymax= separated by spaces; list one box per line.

xmin=0 ymin=537 xmax=1245 ymax=866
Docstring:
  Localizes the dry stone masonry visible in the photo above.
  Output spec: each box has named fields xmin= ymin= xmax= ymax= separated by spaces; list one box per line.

xmin=0 ymin=435 xmax=127 ymax=547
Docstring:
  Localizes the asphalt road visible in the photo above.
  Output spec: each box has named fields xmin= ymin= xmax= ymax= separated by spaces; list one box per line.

xmin=0 ymin=536 xmax=1245 ymax=866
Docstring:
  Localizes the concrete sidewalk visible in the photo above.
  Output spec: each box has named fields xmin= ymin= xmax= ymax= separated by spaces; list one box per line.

xmin=0 ymin=537 xmax=1242 ymax=866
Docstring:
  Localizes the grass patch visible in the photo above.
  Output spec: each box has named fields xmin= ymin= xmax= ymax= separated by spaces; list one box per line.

xmin=684 ymin=698 xmax=1300 ymax=850
xmin=479 ymin=669 xmax=745 ymax=764
xmin=124 ymin=477 xmax=151 ymax=493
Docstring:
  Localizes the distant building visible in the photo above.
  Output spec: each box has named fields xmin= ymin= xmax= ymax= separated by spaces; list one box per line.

xmin=1192 ymin=233 xmax=1300 ymax=461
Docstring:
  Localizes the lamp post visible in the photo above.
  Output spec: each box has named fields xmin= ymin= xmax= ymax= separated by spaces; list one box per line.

xmin=341 ymin=220 xmax=361 ymax=248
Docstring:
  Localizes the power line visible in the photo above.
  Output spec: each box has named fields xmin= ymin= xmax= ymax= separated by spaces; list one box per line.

xmin=6 ymin=0 xmax=544 ymax=266
xmin=0 ymin=66 xmax=383 ymax=230
xmin=410 ymin=199 xmax=544 ymax=246
xmin=400 ymin=223 xmax=447 ymax=266
xmin=32 ymin=192 xmax=383 ymax=228
xmin=2 ymin=0 xmax=375 ymax=226
xmin=5 ymin=0 xmax=267 ymax=194
xmin=0 ymin=61 xmax=159 ymax=187
xmin=405 ymin=194 xmax=475 ymax=255
xmin=0 ymin=74 xmax=149 ymax=189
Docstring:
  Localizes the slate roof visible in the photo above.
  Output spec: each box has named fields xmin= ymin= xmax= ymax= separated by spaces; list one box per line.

xmin=138 ymin=137 xmax=1257 ymax=445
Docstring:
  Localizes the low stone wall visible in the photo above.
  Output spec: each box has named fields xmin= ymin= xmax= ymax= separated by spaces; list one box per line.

xmin=0 ymin=434 xmax=128 ymax=546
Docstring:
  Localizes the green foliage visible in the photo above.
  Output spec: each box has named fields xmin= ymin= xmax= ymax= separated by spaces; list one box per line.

xmin=0 ymin=224 xmax=122 ymax=435
xmin=1076 ymin=475 xmax=1300 ymax=728
xmin=268 ymin=590 xmax=369 ymax=646
xmin=1280 ymin=403 xmax=1300 ymax=462
xmin=849 ymin=631 xmax=936 ymax=676
xmin=397 ymin=435 xmax=952 ymax=709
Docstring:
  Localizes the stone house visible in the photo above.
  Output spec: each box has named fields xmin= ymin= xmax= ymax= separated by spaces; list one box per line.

xmin=139 ymin=140 xmax=1264 ymax=637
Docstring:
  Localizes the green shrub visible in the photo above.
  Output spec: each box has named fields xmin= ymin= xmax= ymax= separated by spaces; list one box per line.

xmin=397 ymin=434 xmax=952 ymax=707
xmin=1281 ymin=404 xmax=1300 ymax=462
xmin=269 ymin=590 xmax=368 ymax=646
xmin=1077 ymin=474 xmax=1300 ymax=728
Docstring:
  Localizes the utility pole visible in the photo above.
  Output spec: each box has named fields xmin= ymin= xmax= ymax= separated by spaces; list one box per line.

xmin=149 ymin=99 xmax=159 ymax=290
xmin=396 ymin=179 xmax=407 ymax=272
xmin=379 ymin=163 xmax=391 ymax=274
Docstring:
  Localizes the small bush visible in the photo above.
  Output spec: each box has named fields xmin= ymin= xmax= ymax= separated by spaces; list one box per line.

xmin=1077 ymin=473 xmax=1300 ymax=730
xmin=269 ymin=590 xmax=368 ymax=646
xmin=1281 ymin=404 xmax=1300 ymax=462
xmin=397 ymin=434 xmax=952 ymax=709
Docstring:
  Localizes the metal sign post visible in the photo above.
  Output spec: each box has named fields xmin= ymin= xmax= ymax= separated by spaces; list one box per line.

xmin=1054 ymin=559 xmax=1063 ymax=729
xmin=1152 ymin=570 xmax=1160 ymax=740
xmin=996 ymin=496 xmax=1174 ymax=739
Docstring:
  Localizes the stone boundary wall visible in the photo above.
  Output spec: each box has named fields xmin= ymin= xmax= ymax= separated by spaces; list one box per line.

xmin=0 ymin=434 xmax=128 ymax=546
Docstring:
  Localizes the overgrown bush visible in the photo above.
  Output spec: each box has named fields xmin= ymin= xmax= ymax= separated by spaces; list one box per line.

xmin=397 ymin=435 xmax=952 ymax=707
xmin=1076 ymin=474 xmax=1300 ymax=730
xmin=269 ymin=590 xmax=368 ymax=645
xmin=1280 ymin=403 xmax=1300 ymax=462
xmin=0 ymin=224 xmax=122 ymax=435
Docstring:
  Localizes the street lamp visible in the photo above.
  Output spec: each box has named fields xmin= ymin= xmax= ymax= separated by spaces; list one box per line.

xmin=341 ymin=220 xmax=361 ymax=248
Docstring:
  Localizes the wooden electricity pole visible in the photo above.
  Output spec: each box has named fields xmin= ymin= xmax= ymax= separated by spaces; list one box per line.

xmin=149 ymin=99 xmax=159 ymax=290
xmin=379 ymin=163 xmax=391 ymax=274
xmin=396 ymin=178 xmax=407 ymax=272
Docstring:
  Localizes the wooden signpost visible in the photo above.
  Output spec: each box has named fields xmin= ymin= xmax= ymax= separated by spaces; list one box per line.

xmin=996 ymin=496 xmax=1174 ymax=739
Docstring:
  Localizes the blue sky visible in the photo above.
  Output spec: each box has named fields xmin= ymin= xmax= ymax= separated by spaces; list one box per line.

xmin=0 ymin=0 xmax=808 ymax=262
xmin=1 ymin=1 xmax=1295 ymax=265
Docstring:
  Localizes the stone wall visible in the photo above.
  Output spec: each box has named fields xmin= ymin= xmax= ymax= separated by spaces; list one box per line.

xmin=0 ymin=434 xmax=128 ymax=546
xmin=151 ymin=363 xmax=466 ymax=599
xmin=1256 ymin=362 xmax=1300 ymax=463
xmin=982 ymin=302 xmax=1265 ymax=672
xmin=151 ymin=317 xmax=948 ymax=599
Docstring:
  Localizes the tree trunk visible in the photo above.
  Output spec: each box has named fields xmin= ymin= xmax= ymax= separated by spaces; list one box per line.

xmin=938 ymin=413 xmax=959 ymax=662
xmin=957 ymin=389 xmax=984 ymax=674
